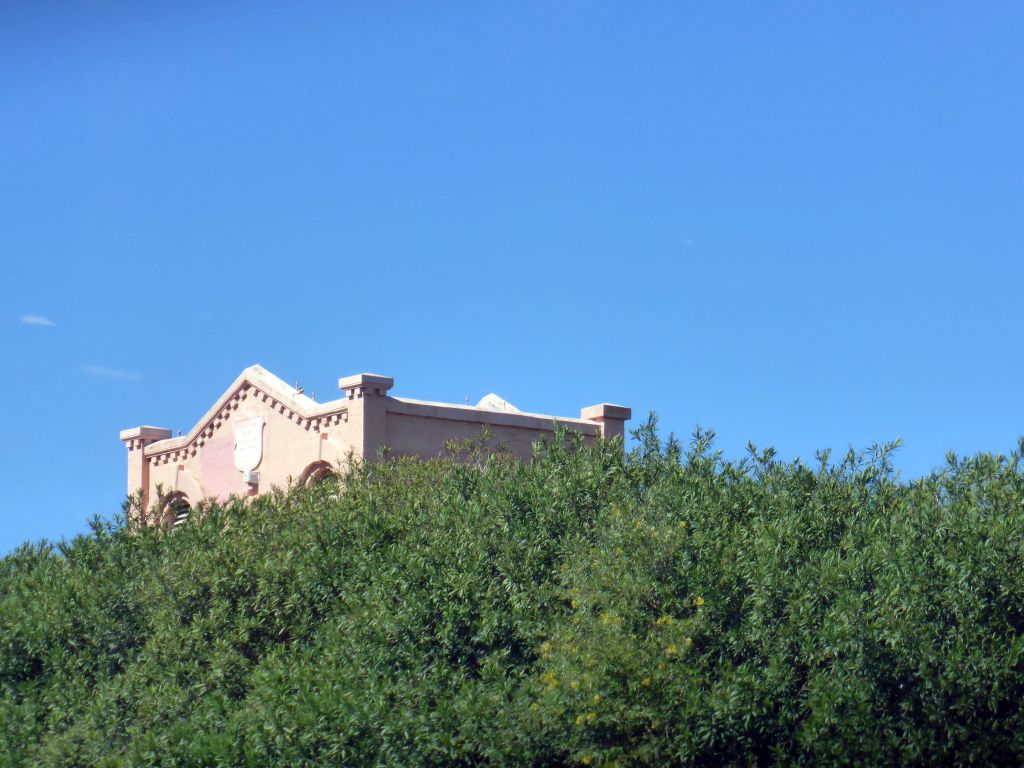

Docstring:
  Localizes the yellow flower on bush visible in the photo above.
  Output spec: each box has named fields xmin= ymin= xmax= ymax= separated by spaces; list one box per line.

xmin=593 ymin=693 xmax=602 ymax=704
xmin=571 ymin=599 xmax=579 ymax=609
xmin=570 ymin=680 xmax=580 ymax=690
xmin=665 ymin=643 xmax=678 ymax=657
xmin=540 ymin=640 xmax=553 ymax=656
xmin=655 ymin=615 xmax=672 ymax=626
xmin=641 ymin=677 xmax=651 ymax=687
xmin=695 ymin=596 xmax=705 ymax=608
xmin=581 ymin=756 xmax=593 ymax=766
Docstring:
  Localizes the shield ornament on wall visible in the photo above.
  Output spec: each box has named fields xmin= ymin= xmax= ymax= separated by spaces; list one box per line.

xmin=233 ymin=417 xmax=264 ymax=472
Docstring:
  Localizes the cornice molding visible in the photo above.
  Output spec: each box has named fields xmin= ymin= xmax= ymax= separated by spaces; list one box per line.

xmin=140 ymin=365 xmax=349 ymax=466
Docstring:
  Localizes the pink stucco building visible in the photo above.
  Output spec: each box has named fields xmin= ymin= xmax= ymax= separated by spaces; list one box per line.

xmin=121 ymin=365 xmax=630 ymax=525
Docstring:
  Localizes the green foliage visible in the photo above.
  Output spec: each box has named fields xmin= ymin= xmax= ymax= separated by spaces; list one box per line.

xmin=3 ymin=421 xmax=1024 ymax=766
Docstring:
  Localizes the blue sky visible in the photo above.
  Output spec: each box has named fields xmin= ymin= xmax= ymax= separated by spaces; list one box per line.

xmin=2 ymin=3 xmax=1022 ymax=553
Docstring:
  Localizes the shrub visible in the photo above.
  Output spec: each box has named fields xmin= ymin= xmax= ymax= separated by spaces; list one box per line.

xmin=2 ymin=419 xmax=1024 ymax=766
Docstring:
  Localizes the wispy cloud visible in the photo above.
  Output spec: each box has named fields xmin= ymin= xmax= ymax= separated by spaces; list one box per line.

xmin=82 ymin=365 xmax=143 ymax=383
xmin=20 ymin=314 xmax=56 ymax=327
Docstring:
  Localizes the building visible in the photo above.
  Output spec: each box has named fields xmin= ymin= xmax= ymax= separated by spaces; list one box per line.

xmin=120 ymin=365 xmax=631 ymax=525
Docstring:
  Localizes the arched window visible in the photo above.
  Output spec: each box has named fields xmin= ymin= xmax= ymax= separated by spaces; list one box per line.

xmin=299 ymin=461 xmax=336 ymax=488
xmin=161 ymin=492 xmax=192 ymax=529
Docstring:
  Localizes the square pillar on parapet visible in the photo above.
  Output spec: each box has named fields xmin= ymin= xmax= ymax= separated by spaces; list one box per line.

xmin=119 ymin=426 xmax=172 ymax=510
xmin=338 ymin=373 xmax=394 ymax=400
xmin=581 ymin=403 xmax=632 ymax=440
xmin=338 ymin=373 xmax=394 ymax=459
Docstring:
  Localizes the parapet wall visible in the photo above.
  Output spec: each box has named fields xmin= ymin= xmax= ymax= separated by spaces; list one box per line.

xmin=383 ymin=397 xmax=601 ymax=458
